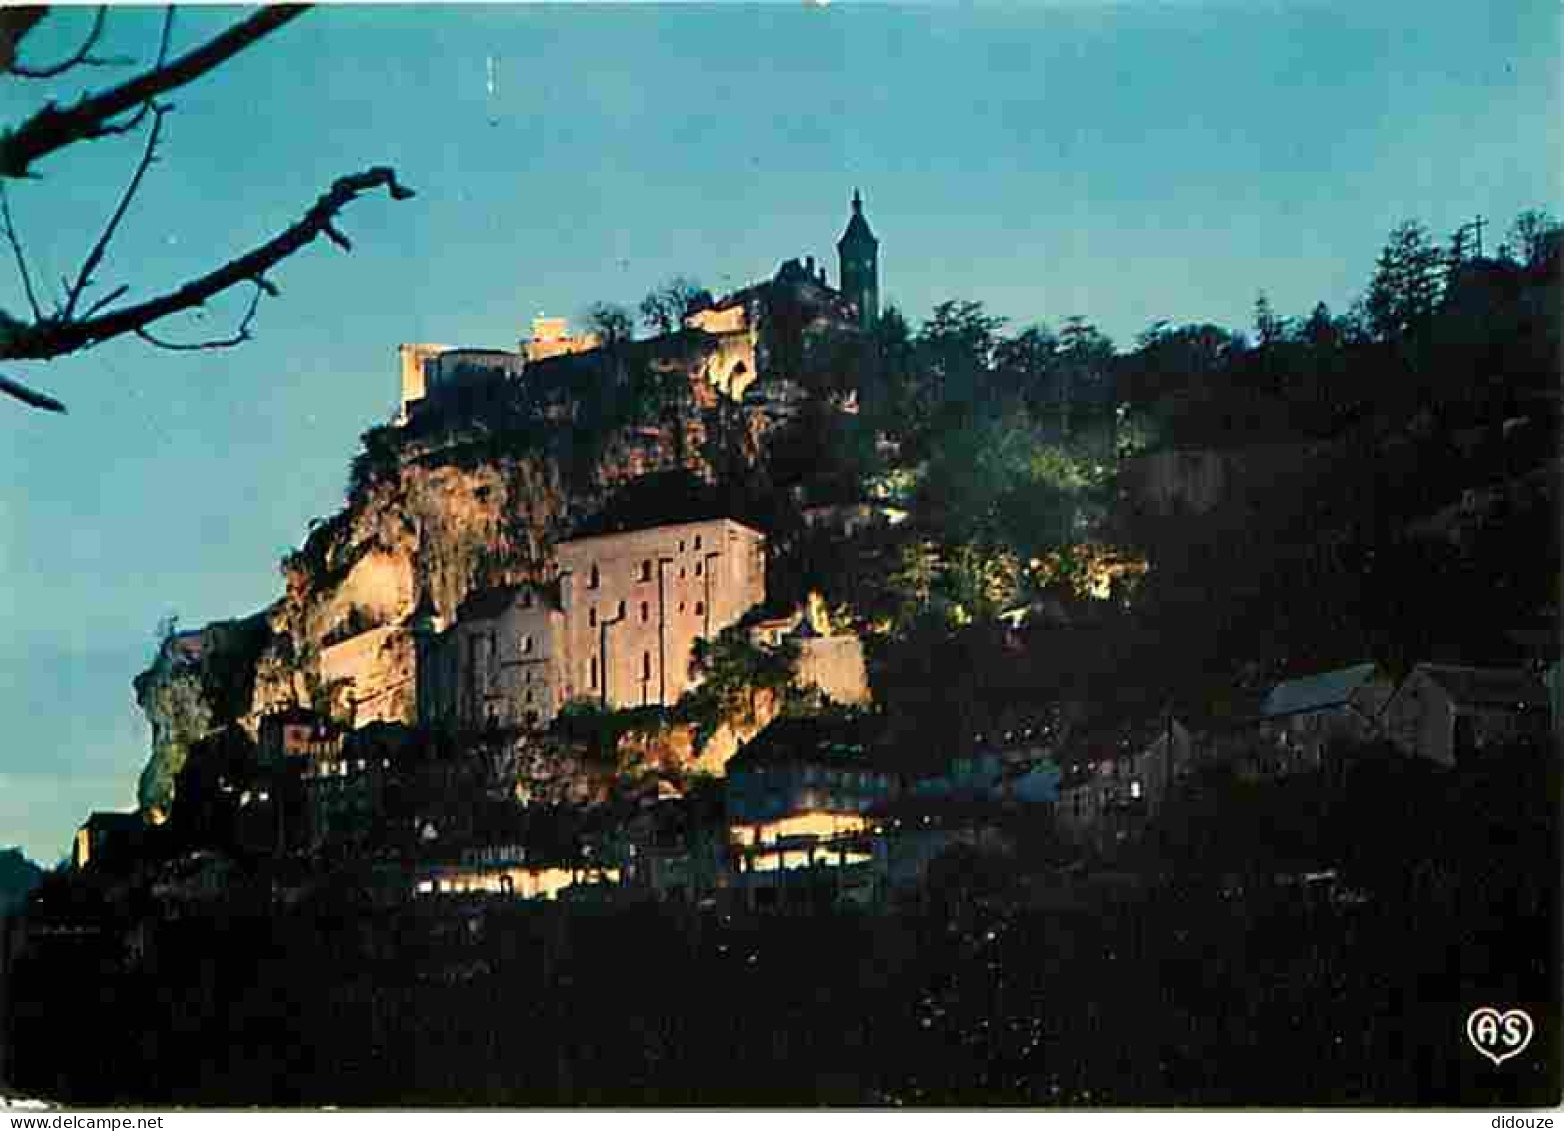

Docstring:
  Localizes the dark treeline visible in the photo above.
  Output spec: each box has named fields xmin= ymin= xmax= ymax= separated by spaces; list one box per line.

xmin=8 ymin=747 xmax=1556 ymax=1106
xmin=762 ymin=207 xmax=1561 ymax=733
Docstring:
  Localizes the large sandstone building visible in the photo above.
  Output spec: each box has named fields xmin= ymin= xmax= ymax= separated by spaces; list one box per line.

xmin=416 ymin=517 xmax=768 ymax=728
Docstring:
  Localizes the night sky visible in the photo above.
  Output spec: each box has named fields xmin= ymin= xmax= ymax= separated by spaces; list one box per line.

xmin=1 ymin=1 xmax=1558 ymax=863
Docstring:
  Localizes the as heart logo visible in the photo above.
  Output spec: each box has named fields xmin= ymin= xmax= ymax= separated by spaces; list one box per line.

xmin=1467 ymin=1007 xmax=1534 ymax=1065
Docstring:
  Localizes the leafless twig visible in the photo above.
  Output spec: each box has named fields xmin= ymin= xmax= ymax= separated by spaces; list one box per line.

xmin=0 ymin=183 xmax=43 ymax=322
xmin=96 ymin=8 xmax=176 ymax=139
xmin=7 ymin=7 xmax=122 ymax=80
xmin=81 ymin=283 xmax=129 ymax=320
xmin=63 ymin=102 xmax=168 ymax=321
xmin=0 ymin=5 xmax=308 ymax=178
xmin=134 ymin=277 xmax=265 ymax=352
xmin=0 ymin=5 xmax=413 ymax=415
xmin=0 ymin=165 xmax=414 ymax=362
xmin=0 ymin=371 xmax=66 ymax=413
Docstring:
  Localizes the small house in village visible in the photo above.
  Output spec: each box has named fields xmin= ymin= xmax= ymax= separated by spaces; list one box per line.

xmin=1055 ymin=716 xmax=1192 ymax=845
xmin=72 ymin=811 xmax=146 ymax=872
xmin=1379 ymin=663 xmax=1552 ymax=767
xmin=1255 ymin=662 xmax=1394 ymax=776
xmin=747 ymin=594 xmax=872 ymax=707
xmin=724 ymin=715 xmax=893 ymax=905
xmin=257 ymin=705 xmax=346 ymax=766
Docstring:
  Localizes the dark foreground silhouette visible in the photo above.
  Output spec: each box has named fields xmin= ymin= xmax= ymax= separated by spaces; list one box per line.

xmin=7 ymin=749 xmax=1558 ymax=1108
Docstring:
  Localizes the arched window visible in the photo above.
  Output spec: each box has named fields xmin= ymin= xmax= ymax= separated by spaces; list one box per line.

xmin=640 ymin=560 xmax=653 ymax=581
xmin=588 ymin=563 xmax=600 ymax=589
xmin=694 ymin=560 xmax=703 ymax=577
xmin=589 ymin=607 xmax=598 ymax=628
xmin=640 ymin=601 xmax=650 ymax=623
xmin=617 ymin=600 xmax=626 ymax=619
xmin=642 ymin=652 xmax=652 ymax=681
xmin=694 ymin=601 xmax=705 ymax=617
xmin=590 ymin=656 xmax=599 ymax=689
xmin=520 ymin=634 xmax=533 ymax=655
xmin=694 ymin=535 xmax=703 ymax=550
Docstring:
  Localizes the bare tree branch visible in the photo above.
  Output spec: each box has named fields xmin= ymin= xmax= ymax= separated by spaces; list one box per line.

xmin=80 ymin=282 xmax=128 ymax=320
xmin=0 ymin=5 xmax=308 ymax=178
xmin=0 ymin=183 xmax=43 ymax=322
xmin=63 ymin=101 xmax=167 ymax=321
xmin=0 ymin=165 xmax=414 ymax=362
xmin=93 ymin=7 xmax=176 ymax=140
xmin=0 ymin=6 xmax=411 ymax=415
xmin=0 ymin=9 xmax=49 ymax=75
xmin=133 ymin=277 xmax=264 ymax=352
xmin=8 ymin=7 xmax=120 ymax=80
xmin=0 ymin=370 xmax=66 ymax=413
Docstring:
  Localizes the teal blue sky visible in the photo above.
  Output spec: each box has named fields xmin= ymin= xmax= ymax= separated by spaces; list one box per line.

xmin=1 ymin=2 xmax=1559 ymax=863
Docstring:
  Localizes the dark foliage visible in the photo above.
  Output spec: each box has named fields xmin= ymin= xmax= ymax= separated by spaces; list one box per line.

xmin=0 ymin=848 xmax=43 ymax=915
xmin=9 ymin=738 xmax=1556 ymax=1107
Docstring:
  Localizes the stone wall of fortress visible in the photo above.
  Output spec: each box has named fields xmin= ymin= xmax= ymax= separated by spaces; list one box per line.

xmin=318 ymin=625 xmax=415 ymax=727
xmin=556 ymin=519 xmax=767 ymax=712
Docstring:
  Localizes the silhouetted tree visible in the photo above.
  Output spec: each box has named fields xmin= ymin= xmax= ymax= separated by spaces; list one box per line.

xmin=915 ymin=299 xmax=1007 ymax=418
xmin=638 ymin=276 xmax=711 ymax=335
xmin=1253 ymin=291 xmax=1285 ymax=346
xmin=1504 ymin=207 xmax=1562 ymax=272
xmin=993 ymin=322 xmax=1061 ymax=422
xmin=1364 ymin=220 xmax=1444 ymax=341
xmin=583 ymin=301 xmax=634 ymax=349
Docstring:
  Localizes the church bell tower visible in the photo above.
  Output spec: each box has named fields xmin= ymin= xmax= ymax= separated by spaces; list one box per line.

xmin=836 ymin=188 xmax=879 ymax=333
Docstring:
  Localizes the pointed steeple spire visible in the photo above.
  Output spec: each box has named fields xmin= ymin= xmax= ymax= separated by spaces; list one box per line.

xmin=837 ymin=187 xmax=879 ymax=331
xmin=839 ymin=188 xmax=875 ymax=247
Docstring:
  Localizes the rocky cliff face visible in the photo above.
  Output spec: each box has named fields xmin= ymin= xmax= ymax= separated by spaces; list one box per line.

xmin=131 ymin=347 xmax=816 ymax=817
xmin=132 ymin=615 xmax=270 ymax=818
xmin=129 ymin=287 xmax=869 ymax=819
xmin=253 ymin=374 xmax=737 ymax=727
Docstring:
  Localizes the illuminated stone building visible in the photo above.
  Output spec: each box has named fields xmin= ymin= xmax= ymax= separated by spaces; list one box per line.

xmin=415 ymin=583 xmax=567 ymax=730
xmin=557 ymin=517 xmax=767 ymax=712
xmin=748 ymin=595 xmax=872 ymax=708
xmin=724 ymin=716 xmax=895 ymax=881
xmin=393 ymin=191 xmax=881 ymax=424
xmin=523 ymin=316 xmax=601 ymax=365
xmin=416 ymin=517 xmax=767 ymax=728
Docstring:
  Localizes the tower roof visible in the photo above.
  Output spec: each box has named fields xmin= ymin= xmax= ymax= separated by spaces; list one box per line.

xmin=837 ymin=188 xmax=877 ymax=250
